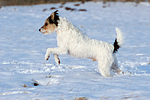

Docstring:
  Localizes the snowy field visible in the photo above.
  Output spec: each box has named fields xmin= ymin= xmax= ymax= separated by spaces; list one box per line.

xmin=0 ymin=1 xmax=150 ymax=100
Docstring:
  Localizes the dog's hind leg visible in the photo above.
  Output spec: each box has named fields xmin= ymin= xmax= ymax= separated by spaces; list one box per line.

xmin=53 ymin=54 xmax=60 ymax=65
xmin=98 ymin=59 xmax=112 ymax=77
xmin=111 ymin=55 xmax=123 ymax=74
xmin=111 ymin=63 xmax=122 ymax=74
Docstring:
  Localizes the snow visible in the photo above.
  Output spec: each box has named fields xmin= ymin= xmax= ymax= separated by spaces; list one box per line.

xmin=0 ymin=1 xmax=150 ymax=100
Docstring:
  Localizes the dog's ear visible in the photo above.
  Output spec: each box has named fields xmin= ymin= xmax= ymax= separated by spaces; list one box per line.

xmin=49 ymin=10 xmax=59 ymax=26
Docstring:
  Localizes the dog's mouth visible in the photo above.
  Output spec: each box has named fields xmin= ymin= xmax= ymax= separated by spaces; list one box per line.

xmin=39 ymin=28 xmax=50 ymax=35
xmin=42 ymin=31 xmax=49 ymax=34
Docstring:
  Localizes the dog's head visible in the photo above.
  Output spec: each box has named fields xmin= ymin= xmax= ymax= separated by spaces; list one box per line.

xmin=39 ymin=10 xmax=59 ymax=35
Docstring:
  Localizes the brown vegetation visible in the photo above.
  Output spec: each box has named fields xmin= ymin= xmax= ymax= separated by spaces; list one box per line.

xmin=23 ymin=84 xmax=28 ymax=87
xmin=65 ymin=7 xmax=77 ymax=11
xmin=75 ymin=97 xmax=88 ymax=100
xmin=74 ymin=4 xmax=80 ymax=6
xmin=78 ymin=9 xmax=87 ymax=11
xmin=0 ymin=0 xmax=148 ymax=6
xmin=50 ymin=7 xmax=57 ymax=10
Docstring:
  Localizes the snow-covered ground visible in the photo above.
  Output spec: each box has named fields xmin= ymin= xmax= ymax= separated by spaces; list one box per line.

xmin=0 ymin=1 xmax=150 ymax=100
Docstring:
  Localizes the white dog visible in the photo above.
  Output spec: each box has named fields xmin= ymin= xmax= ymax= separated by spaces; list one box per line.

xmin=39 ymin=10 xmax=123 ymax=77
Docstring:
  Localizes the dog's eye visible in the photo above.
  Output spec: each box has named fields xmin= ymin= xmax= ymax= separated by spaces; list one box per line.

xmin=45 ymin=23 xmax=48 ymax=26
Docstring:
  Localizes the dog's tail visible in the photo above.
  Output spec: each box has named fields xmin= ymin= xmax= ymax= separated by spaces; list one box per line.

xmin=113 ymin=27 xmax=123 ymax=53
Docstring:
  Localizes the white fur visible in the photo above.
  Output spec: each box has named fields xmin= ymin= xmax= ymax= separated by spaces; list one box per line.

xmin=44 ymin=17 xmax=123 ymax=77
xmin=116 ymin=27 xmax=123 ymax=46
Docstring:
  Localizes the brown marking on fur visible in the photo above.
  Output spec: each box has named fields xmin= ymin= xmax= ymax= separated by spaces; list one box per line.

xmin=89 ymin=57 xmax=97 ymax=61
xmin=49 ymin=13 xmax=55 ymax=21
xmin=54 ymin=54 xmax=60 ymax=64
xmin=45 ymin=55 xmax=50 ymax=60
xmin=42 ymin=19 xmax=56 ymax=33
xmin=58 ymin=60 xmax=60 ymax=64
xmin=49 ymin=10 xmax=59 ymax=26
xmin=56 ymin=55 xmax=60 ymax=64
xmin=39 ymin=11 xmax=59 ymax=34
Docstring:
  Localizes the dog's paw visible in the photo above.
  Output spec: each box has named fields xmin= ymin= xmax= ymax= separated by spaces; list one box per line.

xmin=56 ymin=59 xmax=60 ymax=65
xmin=53 ymin=54 xmax=60 ymax=65
xmin=45 ymin=54 xmax=50 ymax=61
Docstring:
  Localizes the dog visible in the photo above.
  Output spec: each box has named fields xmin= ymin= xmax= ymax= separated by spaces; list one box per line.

xmin=39 ymin=10 xmax=123 ymax=77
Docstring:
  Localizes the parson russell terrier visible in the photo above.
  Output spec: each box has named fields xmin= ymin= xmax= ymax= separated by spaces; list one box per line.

xmin=39 ymin=10 xmax=123 ymax=77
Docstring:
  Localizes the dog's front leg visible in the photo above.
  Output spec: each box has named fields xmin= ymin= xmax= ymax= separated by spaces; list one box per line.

xmin=45 ymin=48 xmax=51 ymax=61
xmin=45 ymin=47 xmax=67 ymax=61
xmin=53 ymin=54 xmax=60 ymax=65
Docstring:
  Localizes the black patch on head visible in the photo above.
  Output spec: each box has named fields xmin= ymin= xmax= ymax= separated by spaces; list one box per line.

xmin=113 ymin=38 xmax=120 ymax=53
xmin=48 ymin=10 xmax=59 ymax=26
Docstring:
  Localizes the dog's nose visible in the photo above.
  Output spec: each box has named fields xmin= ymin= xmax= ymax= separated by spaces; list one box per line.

xmin=39 ymin=28 xmax=41 ymax=31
